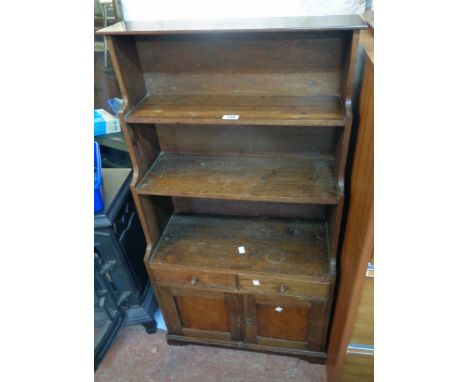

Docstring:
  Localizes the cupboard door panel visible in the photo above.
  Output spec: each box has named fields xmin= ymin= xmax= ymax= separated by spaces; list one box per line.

xmin=257 ymin=304 xmax=309 ymax=342
xmin=158 ymin=287 xmax=242 ymax=342
xmin=176 ymin=295 xmax=230 ymax=332
xmin=245 ymin=293 xmax=327 ymax=351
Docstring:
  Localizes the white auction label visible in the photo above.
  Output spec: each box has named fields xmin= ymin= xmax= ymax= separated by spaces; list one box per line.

xmin=275 ymin=307 xmax=283 ymax=312
xmin=222 ymin=114 xmax=240 ymax=120
xmin=238 ymin=246 xmax=246 ymax=254
xmin=252 ymin=280 xmax=260 ymax=286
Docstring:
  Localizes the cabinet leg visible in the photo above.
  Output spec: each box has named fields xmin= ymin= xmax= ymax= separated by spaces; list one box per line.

xmin=143 ymin=321 xmax=157 ymax=334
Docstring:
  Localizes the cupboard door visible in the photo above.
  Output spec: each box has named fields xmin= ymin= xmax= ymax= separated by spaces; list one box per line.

xmin=157 ymin=286 xmax=242 ymax=342
xmin=242 ymin=294 xmax=327 ymax=351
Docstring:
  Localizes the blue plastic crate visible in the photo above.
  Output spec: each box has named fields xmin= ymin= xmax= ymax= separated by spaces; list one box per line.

xmin=94 ymin=142 xmax=104 ymax=213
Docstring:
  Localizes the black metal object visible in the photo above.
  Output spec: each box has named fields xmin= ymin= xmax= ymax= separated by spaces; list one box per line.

xmin=94 ymin=168 xmax=158 ymax=369
xmin=94 ymin=256 xmax=125 ymax=371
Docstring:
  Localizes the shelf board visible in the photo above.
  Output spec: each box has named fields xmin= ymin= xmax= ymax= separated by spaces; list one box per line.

xmin=137 ymin=153 xmax=338 ymax=204
xmin=151 ymin=214 xmax=330 ymax=280
xmin=125 ymin=94 xmax=345 ymax=126
xmin=97 ymin=15 xmax=367 ymax=35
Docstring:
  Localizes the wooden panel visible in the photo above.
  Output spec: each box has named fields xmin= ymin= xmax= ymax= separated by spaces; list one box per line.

xmin=137 ymin=153 xmax=338 ymax=204
xmin=153 ymin=286 xmax=182 ymax=335
xmin=238 ymin=275 xmax=329 ymax=299
xmin=97 ymin=15 xmax=367 ymax=35
xmin=152 ymin=268 xmax=237 ymax=290
xmin=340 ymin=352 xmax=374 ymax=382
xmin=307 ymin=300 xmax=327 ymax=351
xmin=257 ymin=337 xmax=307 ymax=350
xmin=156 ymin=124 xmax=339 ymax=158
xmin=106 ymin=36 xmax=146 ymax=111
xmin=134 ymin=31 xmax=347 ymax=98
xmin=327 ymin=35 xmax=373 ymax=381
xmin=173 ymin=197 xmax=327 ymax=220
xmin=349 ymin=277 xmax=374 ymax=345
xmin=150 ymin=214 xmax=330 ymax=279
xmin=119 ymin=123 xmax=161 ymax=246
xmin=254 ymin=293 xmax=311 ymax=307
xmin=167 ymin=334 xmax=327 ymax=363
xmin=176 ymin=295 xmax=230 ymax=332
xmin=256 ymin=303 xmax=309 ymax=342
xmin=182 ymin=328 xmax=232 ymax=341
xmin=225 ymin=293 xmax=242 ymax=341
xmin=126 ymin=95 xmax=345 ymax=126
xmin=242 ymin=294 xmax=258 ymax=343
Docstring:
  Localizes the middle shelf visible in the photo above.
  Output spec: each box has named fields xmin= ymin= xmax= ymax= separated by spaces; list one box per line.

xmin=136 ymin=153 xmax=339 ymax=204
xmin=125 ymin=94 xmax=346 ymax=126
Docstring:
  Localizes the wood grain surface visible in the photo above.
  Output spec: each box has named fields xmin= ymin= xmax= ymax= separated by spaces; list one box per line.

xmin=126 ymin=95 xmax=346 ymax=126
xmin=137 ymin=153 xmax=338 ymax=204
xmin=150 ymin=214 xmax=330 ymax=279
xmin=97 ymin=15 xmax=367 ymax=35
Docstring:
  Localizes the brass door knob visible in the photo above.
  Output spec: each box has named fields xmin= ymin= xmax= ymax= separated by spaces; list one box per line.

xmin=191 ymin=276 xmax=197 ymax=286
xmin=279 ymin=284 xmax=288 ymax=293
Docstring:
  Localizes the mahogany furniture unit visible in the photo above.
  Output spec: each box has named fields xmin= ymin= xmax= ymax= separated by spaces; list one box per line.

xmin=98 ymin=15 xmax=366 ymax=363
xmin=328 ymin=25 xmax=374 ymax=381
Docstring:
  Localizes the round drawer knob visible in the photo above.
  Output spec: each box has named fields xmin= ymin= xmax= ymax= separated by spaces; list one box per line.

xmin=279 ymin=284 xmax=288 ymax=293
xmin=191 ymin=276 xmax=197 ymax=286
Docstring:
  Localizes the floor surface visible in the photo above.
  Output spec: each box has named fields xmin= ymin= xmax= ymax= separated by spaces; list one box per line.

xmin=95 ymin=326 xmax=327 ymax=382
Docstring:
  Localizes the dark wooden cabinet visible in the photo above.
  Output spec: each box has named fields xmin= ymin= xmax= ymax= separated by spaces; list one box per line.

xmin=98 ymin=15 xmax=366 ymax=362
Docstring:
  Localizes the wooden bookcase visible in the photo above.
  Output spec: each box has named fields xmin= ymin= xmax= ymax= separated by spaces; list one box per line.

xmin=98 ymin=15 xmax=366 ymax=362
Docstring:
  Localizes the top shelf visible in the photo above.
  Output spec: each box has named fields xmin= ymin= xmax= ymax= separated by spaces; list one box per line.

xmin=97 ymin=15 xmax=367 ymax=35
xmin=126 ymin=94 xmax=346 ymax=126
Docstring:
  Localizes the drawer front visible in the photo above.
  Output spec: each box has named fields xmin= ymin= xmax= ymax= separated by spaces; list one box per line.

xmin=238 ymin=274 xmax=329 ymax=299
xmin=152 ymin=268 xmax=237 ymax=290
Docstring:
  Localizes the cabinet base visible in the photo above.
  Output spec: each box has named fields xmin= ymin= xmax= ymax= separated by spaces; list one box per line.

xmin=166 ymin=334 xmax=327 ymax=364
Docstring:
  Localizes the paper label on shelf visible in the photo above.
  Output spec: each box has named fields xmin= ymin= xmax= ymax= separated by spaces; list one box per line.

xmin=252 ymin=280 xmax=260 ymax=286
xmin=275 ymin=307 xmax=283 ymax=312
xmin=222 ymin=114 xmax=240 ymax=120
xmin=238 ymin=246 xmax=246 ymax=254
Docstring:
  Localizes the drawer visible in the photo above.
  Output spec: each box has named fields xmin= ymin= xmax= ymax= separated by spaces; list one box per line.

xmin=238 ymin=274 xmax=329 ymax=299
xmin=152 ymin=268 xmax=237 ymax=290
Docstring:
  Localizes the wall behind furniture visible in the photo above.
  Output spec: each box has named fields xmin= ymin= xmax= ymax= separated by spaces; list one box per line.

xmin=120 ymin=0 xmax=365 ymax=21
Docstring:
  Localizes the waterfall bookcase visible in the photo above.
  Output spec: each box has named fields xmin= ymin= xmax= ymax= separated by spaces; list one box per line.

xmin=98 ymin=15 xmax=366 ymax=363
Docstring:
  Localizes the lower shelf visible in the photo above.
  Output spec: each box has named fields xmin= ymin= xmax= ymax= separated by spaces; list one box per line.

xmin=150 ymin=214 xmax=331 ymax=280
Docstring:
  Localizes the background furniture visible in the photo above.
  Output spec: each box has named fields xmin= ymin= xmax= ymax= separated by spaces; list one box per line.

xmin=327 ymin=23 xmax=374 ymax=381
xmin=94 ymin=255 xmax=125 ymax=370
xmin=94 ymin=168 xmax=158 ymax=369
xmin=95 ymin=132 xmax=131 ymax=168
xmin=99 ymin=15 xmax=366 ymax=362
